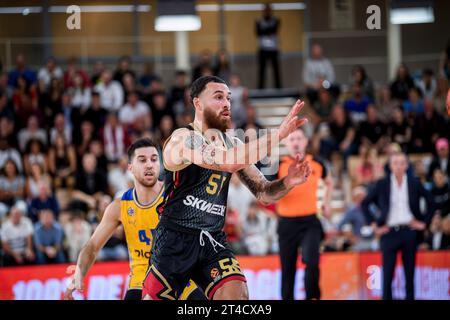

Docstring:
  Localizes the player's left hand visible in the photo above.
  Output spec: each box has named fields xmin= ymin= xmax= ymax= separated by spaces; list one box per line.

xmin=284 ymin=153 xmax=311 ymax=188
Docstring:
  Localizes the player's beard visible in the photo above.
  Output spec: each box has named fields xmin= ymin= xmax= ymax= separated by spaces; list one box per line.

xmin=136 ymin=175 xmax=157 ymax=188
xmin=204 ymin=107 xmax=231 ymax=133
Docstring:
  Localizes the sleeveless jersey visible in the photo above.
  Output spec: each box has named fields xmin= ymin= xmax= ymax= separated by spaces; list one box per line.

xmin=157 ymin=124 xmax=235 ymax=233
xmin=120 ymin=187 xmax=163 ymax=289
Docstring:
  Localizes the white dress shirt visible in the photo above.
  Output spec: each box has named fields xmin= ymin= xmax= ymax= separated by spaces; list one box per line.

xmin=387 ymin=174 xmax=414 ymax=226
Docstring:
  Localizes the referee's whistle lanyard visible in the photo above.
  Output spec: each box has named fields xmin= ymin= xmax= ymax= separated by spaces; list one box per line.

xmin=200 ymin=230 xmax=225 ymax=253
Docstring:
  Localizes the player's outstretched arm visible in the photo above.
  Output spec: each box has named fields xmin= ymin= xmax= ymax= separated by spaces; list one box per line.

xmin=237 ymin=153 xmax=311 ymax=205
xmin=64 ymin=199 xmax=121 ymax=300
xmin=164 ymin=100 xmax=308 ymax=173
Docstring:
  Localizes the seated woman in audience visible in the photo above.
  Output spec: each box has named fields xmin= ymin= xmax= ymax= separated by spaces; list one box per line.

xmin=0 ymin=159 xmax=25 ymax=209
xmin=353 ymin=147 xmax=383 ymax=187
xmin=48 ymin=134 xmax=77 ymax=189
xmin=25 ymin=162 xmax=52 ymax=201
xmin=23 ymin=138 xmax=47 ymax=176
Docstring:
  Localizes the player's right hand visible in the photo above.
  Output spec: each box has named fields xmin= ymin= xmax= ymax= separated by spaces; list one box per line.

xmin=278 ymin=99 xmax=308 ymax=141
xmin=64 ymin=273 xmax=84 ymax=300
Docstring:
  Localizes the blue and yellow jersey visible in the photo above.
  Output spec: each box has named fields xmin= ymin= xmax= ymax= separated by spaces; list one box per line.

xmin=120 ymin=187 xmax=163 ymax=290
xmin=120 ymin=186 xmax=198 ymax=299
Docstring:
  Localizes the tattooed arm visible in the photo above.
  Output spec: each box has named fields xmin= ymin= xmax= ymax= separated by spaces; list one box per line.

xmin=237 ymin=154 xmax=311 ymax=204
xmin=163 ymin=99 xmax=308 ymax=173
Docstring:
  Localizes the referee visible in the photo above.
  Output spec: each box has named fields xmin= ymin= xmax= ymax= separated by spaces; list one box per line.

xmin=276 ymin=127 xmax=333 ymax=300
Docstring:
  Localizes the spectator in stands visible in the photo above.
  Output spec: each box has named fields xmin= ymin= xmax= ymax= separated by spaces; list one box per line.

xmin=101 ymin=112 xmax=128 ymax=163
xmin=168 ymin=70 xmax=189 ymax=119
xmin=439 ymin=38 xmax=450 ymax=81
xmin=358 ymin=104 xmax=388 ymax=154
xmin=0 ymin=92 xmax=14 ymax=122
xmin=311 ymin=88 xmax=334 ymax=124
xmin=155 ymin=115 xmax=175 ymax=148
xmin=23 ymin=139 xmax=47 ymax=176
xmin=344 ymin=83 xmax=372 ymax=123
xmin=351 ymin=65 xmax=375 ymax=101
xmin=411 ymin=99 xmax=447 ymax=153
xmin=0 ymin=136 xmax=23 ymax=173
xmin=37 ymin=57 xmax=63 ymax=89
xmin=75 ymin=120 xmax=96 ymax=160
xmin=63 ymin=210 xmax=92 ymax=262
xmin=229 ymin=74 xmax=249 ymax=129
xmin=69 ymin=73 xmax=91 ymax=111
xmin=403 ymin=87 xmax=424 ymax=115
xmin=34 ymin=209 xmax=65 ymax=264
xmin=0 ymin=72 xmax=13 ymax=100
xmin=25 ymin=162 xmax=51 ymax=201
xmin=149 ymin=90 xmax=174 ymax=129
xmin=90 ymin=60 xmax=105 ymax=86
xmin=387 ymin=106 xmax=412 ymax=152
xmin=390 ymin=63 xmax=415 ymax=101
xmin=338 ymin=186 xmax=375 ymax=251
xmin=74 ymin=153 xmax=108 ymax=207
xmin=82 ymin=91 xmax=108 ymax=131
xmin=18 ymin=115 xmax=47 ymax=152
xmin=97 ymin=225 xmax=128 ymax=261
xmin=12 ymin=75 xmax=39 ymax=129
xmin=320 ymin=105 xmax=356 ymax=163
xmin=423 ymin=214 xmax=450 ymax=250
xmin=353 ymin=147 xmax=384 ymax=187
xmin=50 ymin=113 xmax=72 ymax=145
xmin=138 ymin=62 xmax=161 ymax=95
xmin=213 ymin=49 xmax=231 ymax=84
xmin=255 ymin=3 xmax=281 ymax=89
xmin=0 ymin=159 xmax=25 ymax=208
xmin=108 ymin=155 xmax=133 ymax=198
xmin=94 ymin=69 xmax=124 ymax=112
xmin=122 ymin=73 xmax=138 ymax=103
xmin=416 ymin=68 xmax=437 ymax=101
xmin=48 ymin=134 xmax=76 ymax=189
xmin=303 ymin=44 xmax=338 ymax=105
xmin=427 ymin=138 xmax=450 ymax=181
xmin=1 ymin=202 xmax=35 ymax=266
xmin=224 ymin=207 xmax=245 ymax=255
xmin=113 ymin=55 xmax=136 ymax=86
xmin=192 ymin=49 xmax=213 ymax=82
xmin=437 ymin=78 xmax=450 ymax=115
xmin=118 ymin=91 xmax=151 ymax=130
xmin=430 ymin=169 xmax=450 ymax=218
xmin=8 ymin=53 xmax=37 ymax=88
xmin=0 ymin=114 xmax=17 ymax=150
xmin=242 ymin=202 xmax=270 ymax=255
xmin=60 ymin=93 xmax=79 ymax=143
xmin=362 ymin=152 xmax=435 ymax=300
xmin=88 ymin=139 xmax=108 ymax=175
xmin=239 ymin=105 xmax=264 ymax=132
xmin=377 ymin=85 xmax=398 ymax=122
xmin=63 ymin=56 xmax=90 ymax=89
xmin=29 ymin=180 xmax=59 ymax=224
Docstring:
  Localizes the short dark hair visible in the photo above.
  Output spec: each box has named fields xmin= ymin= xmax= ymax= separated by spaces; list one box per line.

xmin=190 ymin=75 xmax=226 ymax=102
xmin=127 ymin=138 xmax=159 ymax=163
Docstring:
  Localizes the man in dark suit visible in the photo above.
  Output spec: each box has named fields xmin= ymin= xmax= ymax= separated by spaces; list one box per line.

xmin=361 ymin=152 xmax=435 ymax=300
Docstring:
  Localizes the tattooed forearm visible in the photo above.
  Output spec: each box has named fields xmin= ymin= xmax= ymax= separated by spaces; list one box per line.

xmin=237 ymin=167 xmax=291 ymax=204
xmin=265 ymin=178 xmax=290 ymax=200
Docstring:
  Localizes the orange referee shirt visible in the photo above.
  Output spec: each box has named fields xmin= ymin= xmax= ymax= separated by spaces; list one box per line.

xmin=276 ymin=154 xmax=327 ymax=217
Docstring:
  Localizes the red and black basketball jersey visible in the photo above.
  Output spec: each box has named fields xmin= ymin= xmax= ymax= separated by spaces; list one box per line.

xmin=157 ymin=125 xmax=234 ymax=233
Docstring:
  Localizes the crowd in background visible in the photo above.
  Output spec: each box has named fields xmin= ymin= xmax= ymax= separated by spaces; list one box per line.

xmin=0 ymin=39 xmax=449 ymax=267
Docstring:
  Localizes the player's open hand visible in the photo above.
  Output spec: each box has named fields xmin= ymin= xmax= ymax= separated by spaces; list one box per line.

xmin=278 ymin=99 xmax=308 ymax=141
xmin=284 ymin=153 xmax=311 ymax=188
xmin=64 ymin=272 xmax=84 ymax=300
